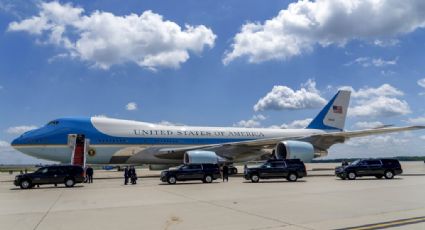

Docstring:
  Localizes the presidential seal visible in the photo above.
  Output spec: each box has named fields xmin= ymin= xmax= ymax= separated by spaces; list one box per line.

xmin=88 ymin=148 xmax=96 ymax=157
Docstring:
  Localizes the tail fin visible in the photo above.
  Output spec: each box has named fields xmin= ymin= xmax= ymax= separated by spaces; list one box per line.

xmin=307 ymin=90 xmax=351 ymax=131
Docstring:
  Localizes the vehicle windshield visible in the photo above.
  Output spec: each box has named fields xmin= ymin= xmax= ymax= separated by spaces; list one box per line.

xmin=351 ymin=160 xmax=361 ymax=165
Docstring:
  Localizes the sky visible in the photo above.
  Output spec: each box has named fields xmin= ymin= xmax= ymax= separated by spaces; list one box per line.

xmin=1 ymin=0 xmax=425 ymax=164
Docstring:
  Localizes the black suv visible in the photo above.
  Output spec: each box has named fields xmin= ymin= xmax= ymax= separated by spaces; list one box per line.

xmin=160 ymin=163 xmax=221 ymax=184
xmin=14 ymin=165 xmax=85 ymax=189
xmin=335 ymin=159 xmax=402 ymax=180
xmin=244 ymin=159 xmax=307 ymax=182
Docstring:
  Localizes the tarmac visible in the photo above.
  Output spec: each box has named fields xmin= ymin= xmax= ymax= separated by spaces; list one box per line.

xmin=1 ymin=162 xmax=425 ymax=230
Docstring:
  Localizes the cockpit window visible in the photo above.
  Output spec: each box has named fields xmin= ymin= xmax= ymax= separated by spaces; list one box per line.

xmin=46 ymin=120 xmax=59 ymax=126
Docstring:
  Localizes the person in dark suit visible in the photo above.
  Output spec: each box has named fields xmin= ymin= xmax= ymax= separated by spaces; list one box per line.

xmin=86 ymin=165 xmax=94 ymax=183
xmin=124 ymin=166 xmax=129 ymax=185
xmin=130 ymin=166 xmax=137 ymax=184
xmin=222 ymin=165 xmax=229 ymax=182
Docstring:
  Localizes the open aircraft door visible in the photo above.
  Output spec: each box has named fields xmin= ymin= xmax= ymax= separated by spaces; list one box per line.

xmin=68 ymin=134 xmax=89 ymax=167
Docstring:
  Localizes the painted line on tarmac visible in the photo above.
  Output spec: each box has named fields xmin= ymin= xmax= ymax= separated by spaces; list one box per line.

xmin=336 ymin=216 xmax=425 ymax=230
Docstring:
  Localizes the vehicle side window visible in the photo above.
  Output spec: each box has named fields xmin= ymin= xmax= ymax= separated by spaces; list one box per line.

xmin=40 ymin=168 xmax=48 ymax=174
xmin=189 ymin=165 xmax=202 ymax=170
xmin=56 ymin=168 xmax=66 ymax=174
xmin=263 ymin=163 xmax=272 ymax=168
xmin=48 ymin=168 xmax=58 ymax=174
xmin=366 ymin=160 xmax=381 ymax=166
xmin=359 ymin=161 xmax=368 ymax=166
xmin=272 ymin=162 xmax=285 ymax=168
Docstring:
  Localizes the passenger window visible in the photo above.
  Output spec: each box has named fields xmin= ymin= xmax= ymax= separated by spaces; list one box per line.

xmin=190 ymin=165 xmax=202 ymax=170
xmin=366 ymin=160 xmax=381 ymax=166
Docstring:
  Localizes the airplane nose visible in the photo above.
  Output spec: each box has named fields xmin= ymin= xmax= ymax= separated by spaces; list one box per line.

xmin=11 ymin=137 xmax=20 ymax=148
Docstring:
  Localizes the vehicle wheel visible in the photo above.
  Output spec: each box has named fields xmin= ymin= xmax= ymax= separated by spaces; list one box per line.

xmin=384 ymin=170 xmax=394 ymax=179
xmin=375 ymin=175 xmax=383 ymax=179
xmin=250 ymin=174 xmax=259 ymax=183
xmin=167 ymin=176 xmax=177 ymax=184
xmin=20 ymin=179 xmax=31 ymax=189
xmin=287 ymin=173 xmax=298 ymax=182
xmin=64 ymin=178 xmax=75 ymax=187
xmin=347 ymin=172 xmax=356 ymax=180
xmin=204 ymin=175 xmax=213 ymax=183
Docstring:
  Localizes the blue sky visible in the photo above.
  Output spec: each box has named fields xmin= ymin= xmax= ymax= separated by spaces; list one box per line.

xmin=1 ymin=0 xmax=425 ymax=164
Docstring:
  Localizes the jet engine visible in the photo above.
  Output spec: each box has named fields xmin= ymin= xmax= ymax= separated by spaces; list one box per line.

xmin=274 ymin=140 xmax=315 ymax=162
xmin=184 ymin=150 xmax=223 ymax=164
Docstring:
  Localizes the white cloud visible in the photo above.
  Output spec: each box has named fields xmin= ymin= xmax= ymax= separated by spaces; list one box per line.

xmin=406 ymin=116 xmax=425 ymax=124
xmin=224 ymin=0 xmax=425 ymax=64
xmin=342 ymin=84 xmax=410 ymax=118
xmin=349 ymin=97 xmax=410 ymax=118
xmin=418 ymin=78 xmax=425 ymax=88
xmin=345 ymin=57 xmax=398 ymax=67
xmin=234 ymin=114 xmax=266 ymax=128
xmin=126 ymin=102 xmax=137 ymax=111
xmin=344 ymin=134 xmax=409 ymax=147
xmin=254 ymin=79 xmax=326 ymax=112
xmin=279 ymin=118 xmax=313 ymax=129
xmin=373 ymin=39 xmax=400 ymax=47
xmin=6 ymin=125 xmax=38 ymax=135
xmin=8 ymin=2 xmax=216 ymax=70
xmin=353 ymin=121 xmax=384 ymax=129
xmin=341 ymin=84 xmax=403 ymax=98
xmin=421 ymin=135 xmax=425 ymax=140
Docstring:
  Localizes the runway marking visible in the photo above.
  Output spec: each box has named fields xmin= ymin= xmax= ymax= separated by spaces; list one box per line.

xmin=336 ymin=216 xmax=425 ymax=230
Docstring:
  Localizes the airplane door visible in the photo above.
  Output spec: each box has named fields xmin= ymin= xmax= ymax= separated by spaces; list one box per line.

xmin=69 ymin=134 xmax=88 ymax=167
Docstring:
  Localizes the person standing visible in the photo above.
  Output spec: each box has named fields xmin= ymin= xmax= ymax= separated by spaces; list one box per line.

xmin=130 ymin=166 xmax=137 ymax=184
xmin=222 ymin=164 xmax=229 ymax=182
xmin=86 ymin=165 xmax=94 ymax=183
xmin=124 ymin=166 xmax=129 ymax=185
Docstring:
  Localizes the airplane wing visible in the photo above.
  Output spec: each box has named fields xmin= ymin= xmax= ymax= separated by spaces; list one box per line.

xmin=154 ymin=125 xmax=425 ymax=160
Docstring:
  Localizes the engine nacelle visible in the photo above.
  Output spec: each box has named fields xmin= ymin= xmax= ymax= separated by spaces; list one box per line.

xmin=184 ymin=150 xmax=222 ymax=164
xmin=275 ymin=140 xmax=315 ymax=162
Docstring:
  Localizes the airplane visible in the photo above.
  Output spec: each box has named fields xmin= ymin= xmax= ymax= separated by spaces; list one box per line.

xmin=11 ymin=90 xmax=425 ymax=168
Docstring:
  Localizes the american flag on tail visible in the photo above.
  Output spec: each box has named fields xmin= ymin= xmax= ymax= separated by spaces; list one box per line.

xmin=333 ymin=105 xmax=343 ymax=114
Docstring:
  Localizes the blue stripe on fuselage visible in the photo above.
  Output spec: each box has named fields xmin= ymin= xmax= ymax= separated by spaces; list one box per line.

xmin=13 ymin=117 xmax=255 ymax=146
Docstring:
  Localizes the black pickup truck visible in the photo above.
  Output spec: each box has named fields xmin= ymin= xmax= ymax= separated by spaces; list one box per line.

xmin=335 ymin=159 xmax=403 ymax=180
xmin=14 ymin=165 xmax=85 ymax=189
xmin=244 ymin=159 xmax=307 ymax=182
xmin=160 ymin=163 xmax=221 ymax=184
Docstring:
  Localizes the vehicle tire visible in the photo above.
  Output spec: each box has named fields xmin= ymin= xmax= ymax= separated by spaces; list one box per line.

xmin=347 ymin=172 xmax=356 ymax=180
xmin=287 ymin=173 xmax=298 ymax=182
xmin=384 ymin=170 xmax=394 ymax=179
xmin=20 ymin=179 xmax=31 ymax=189
xmin=64 ymin=178 xmax=75 ymax=187
xmin=375 ymin=175 xmax=383 ymax=179
xmin=204 ymin=175 xmax=213 ymax=183
xmin=250 ymin=174 xmax=259 ymax=183
xmin=167 ymin=176 xmax=177 ymax=184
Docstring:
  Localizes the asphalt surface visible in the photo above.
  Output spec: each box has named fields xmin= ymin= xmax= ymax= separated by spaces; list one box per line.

xmin=1 ymin=162 xmax=425 ymax=230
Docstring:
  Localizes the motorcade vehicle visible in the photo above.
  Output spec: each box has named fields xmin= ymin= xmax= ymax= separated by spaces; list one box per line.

xmin=244 ymin=159 xmax=307 ymax=182
xmin=14 ymin=165 xmax=85 ymax=189
xmin=160 ymin=163 xmax=221 ymax=184
xmin=335 ymin=159 xmax=402 ymax=180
